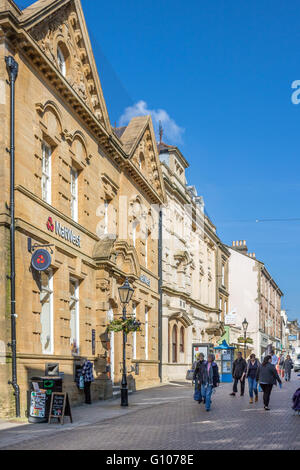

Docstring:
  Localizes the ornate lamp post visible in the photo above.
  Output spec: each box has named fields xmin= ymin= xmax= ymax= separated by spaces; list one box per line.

xmin=118 ymin=278 xmax=134 ymax=407
xmin=242 ymin=318 xmax=248 ymax=359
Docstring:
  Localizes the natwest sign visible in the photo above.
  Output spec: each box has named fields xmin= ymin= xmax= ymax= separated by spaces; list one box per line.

xmin=47 ymin=217 xmax=81 ymax=248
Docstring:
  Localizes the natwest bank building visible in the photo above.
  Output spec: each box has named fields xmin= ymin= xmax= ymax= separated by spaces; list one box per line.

xmin=0 ymin=0 xmax=165 ymax=417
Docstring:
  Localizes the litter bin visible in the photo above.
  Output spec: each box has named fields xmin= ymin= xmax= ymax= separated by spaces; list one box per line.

xmin=28 ymin=376 xmax=63 ymax=423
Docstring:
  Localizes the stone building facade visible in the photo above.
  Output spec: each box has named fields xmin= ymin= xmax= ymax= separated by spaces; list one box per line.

xmin=158 ymin=142 xmax=229 ymax=382
xmin=0 ymin=0 xmax=165 ymax=417
xmin=228 ymin=241 xmax=283 ymax=359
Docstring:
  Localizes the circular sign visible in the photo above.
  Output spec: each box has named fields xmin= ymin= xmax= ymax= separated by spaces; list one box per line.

xmin=31 ymin=249 xmax=52 ymax=272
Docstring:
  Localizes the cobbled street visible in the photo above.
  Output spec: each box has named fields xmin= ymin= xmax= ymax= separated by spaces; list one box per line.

xmin=0 ymin=375 xmax=299 ymax=450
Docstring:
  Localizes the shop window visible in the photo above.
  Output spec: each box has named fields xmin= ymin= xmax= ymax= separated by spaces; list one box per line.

xmin=172 ymin=325 xmax=178 ymax=363
xmin=40 ymin=270 xmax=53 ymax=354
xmin=70 ymin=167 xmax=78 ymax=222
xmin=70 ymin=279 xmax=80 ymax=355
xmin=41 ymin=142 xmax=51 ymax=204
xmin=180 ymin=326 xmax=185 ymax=353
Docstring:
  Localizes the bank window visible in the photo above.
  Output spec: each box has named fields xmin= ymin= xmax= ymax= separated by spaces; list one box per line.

xmin=104 ymin=200 xmax=109 ymax=235
xmin=145 ymin=307 xmax=149 ymax=360
xmin=172 ymin=325 xmax=178 ymax=363
xmin=70 ymin=167 xmax=78 ymax=222
xmin=132 ymin=219 xmax=139 ymax=248
xmin=221 ymin=263 xmax=225 ymax=286
xmin=145 ymin=230 xmax=150 ymax=268
xmin=40 ymin=270 xmax=53 ymax=355
xmin=70 ymin=279 xmax=80 ymax=355
xmin=180 ymin=326 xmax=184 ymax=353
xmin=42 ymin=142 xmax=51 ymax=204
xmin=132 ymin=303 xmax=137 ymax=360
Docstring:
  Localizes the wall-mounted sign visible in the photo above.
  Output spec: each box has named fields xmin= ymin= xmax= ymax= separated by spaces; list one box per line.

xmin=31 ymin=249 xmax=52 ymax=271
xmin=225 ymin=310 xmax=237 ymax=326
xmin=288 ymin=335 xmax=297 ymax=341
xmin=47 ymin=217 xmax=81 ymax=248
xmin=140 ymin=275 xmax=150 ymax=287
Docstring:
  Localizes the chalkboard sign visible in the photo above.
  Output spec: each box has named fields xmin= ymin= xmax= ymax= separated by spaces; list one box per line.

xmin=48 ymin=392 xmax=72 ymax=425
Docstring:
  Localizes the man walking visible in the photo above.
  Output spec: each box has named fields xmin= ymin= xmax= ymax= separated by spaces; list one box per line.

xmin=193 ymin=353 xmax=206 ymax=403
xmin=200 ymin=353 xmax=220 ymax=412
xmin=230 ymin=351 xmax=247 ymax=397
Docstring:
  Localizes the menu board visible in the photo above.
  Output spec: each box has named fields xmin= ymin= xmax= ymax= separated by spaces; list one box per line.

xmin=48 ymin=392 xmax=72 ymax=425
xmin=30 ymin=391 xmax=46 ymax=418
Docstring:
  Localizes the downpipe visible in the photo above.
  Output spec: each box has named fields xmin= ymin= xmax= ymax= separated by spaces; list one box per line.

xmin=5 ymin=55 xmax=20 ymax=417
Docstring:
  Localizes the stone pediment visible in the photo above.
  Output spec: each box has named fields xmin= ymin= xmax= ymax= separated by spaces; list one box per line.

xmin=120 ymin=116 xmax=166 ymax=203
xmin=26 ymin=0 xmax=110 ymax=130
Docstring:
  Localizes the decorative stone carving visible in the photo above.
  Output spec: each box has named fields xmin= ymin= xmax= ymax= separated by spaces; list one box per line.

xmin=29 ymin=5 xmax=100 ymax=116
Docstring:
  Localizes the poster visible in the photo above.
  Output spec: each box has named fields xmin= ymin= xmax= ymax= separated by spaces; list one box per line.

xmin=30 ymin=391 xmax=46 ymax=418
xmin=192 ymin=345 xmax=208 ymax=362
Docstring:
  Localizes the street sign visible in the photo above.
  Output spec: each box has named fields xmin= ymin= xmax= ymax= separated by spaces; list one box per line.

xmin=31 ymin=249 xmax=52 ymax=271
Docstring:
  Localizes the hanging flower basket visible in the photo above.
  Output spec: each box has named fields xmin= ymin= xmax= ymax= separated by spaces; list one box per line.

xmin=108 ymin=317 xmax=142 ymax=334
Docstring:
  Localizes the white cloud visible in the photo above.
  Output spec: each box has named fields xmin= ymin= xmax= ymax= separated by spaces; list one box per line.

xmin=119 ymin=100 xmax=184 ymax=145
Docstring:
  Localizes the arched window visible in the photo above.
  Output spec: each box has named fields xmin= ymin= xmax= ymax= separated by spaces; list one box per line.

xmin=180 ymin=326 xmax=184 ymax=353
xmin=139 ymin=152 xmax=145 ymax=170
xmin=57 ymin=46 xmax=66 ymax=76
xmin=172 ymin=325 xmax=177 ymax=363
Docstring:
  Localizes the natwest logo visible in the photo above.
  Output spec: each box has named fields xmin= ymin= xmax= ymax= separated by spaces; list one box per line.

xmin=47 ymin=217 xmax=54 ymax=232
xmin=46 ymin=216 xmax=81 ymax=248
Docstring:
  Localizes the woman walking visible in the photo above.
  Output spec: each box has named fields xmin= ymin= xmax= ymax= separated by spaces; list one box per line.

xmin=200 ymin=353 xmax=220 ymax=412
xmin=243 ymin=353 xmax=260 ymax=404
xmin=256 ymin=355 xmax=282 ymax=411
xmin=283 ymin=355 xmax=293 ymax=382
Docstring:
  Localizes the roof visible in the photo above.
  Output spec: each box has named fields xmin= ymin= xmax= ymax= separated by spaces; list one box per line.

xmin=120 ymin=115 xmax=149 ymax=154
xmin=113 ymin=126 xmax=127 ymax=139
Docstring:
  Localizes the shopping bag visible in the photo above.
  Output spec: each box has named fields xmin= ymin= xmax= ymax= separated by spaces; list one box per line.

xmin=79 ymin=375 xmax=85 ymax=390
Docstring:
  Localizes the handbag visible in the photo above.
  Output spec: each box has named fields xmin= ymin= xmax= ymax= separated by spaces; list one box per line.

xmin=186 ymin=369 xmax=194 ymax=381
xmin=79 ymin=375 xmax=85 ymax=390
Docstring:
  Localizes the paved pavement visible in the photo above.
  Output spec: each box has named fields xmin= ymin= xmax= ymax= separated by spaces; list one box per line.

xmin=0 ymin=374 xmax=299 ymax=450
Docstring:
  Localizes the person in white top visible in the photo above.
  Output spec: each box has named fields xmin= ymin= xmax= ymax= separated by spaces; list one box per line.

xmin=271 ymin=350 xmax=278 ymax=366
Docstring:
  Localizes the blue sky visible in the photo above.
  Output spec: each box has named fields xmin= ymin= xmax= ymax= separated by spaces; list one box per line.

xmin=17 ymin=0 xmax=300 ymax=321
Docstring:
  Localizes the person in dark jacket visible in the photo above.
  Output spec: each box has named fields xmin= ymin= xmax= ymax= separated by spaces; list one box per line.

xmin=283 ymin=355 xmax=293 ymax=382
xmin=81 ymin=358 xmax=94 ymax=404
xmin=200 ymin=353 xmax=220 ymax=412
xmin=230 ymin=351 xmax=247 ymax=397
xmin=193 ymin=353 xmax=206 ymax=403
xmin=243 ymin=353 xmax=260 ymax=404
xmin=256 ymin=355 xmax=282 ymax=410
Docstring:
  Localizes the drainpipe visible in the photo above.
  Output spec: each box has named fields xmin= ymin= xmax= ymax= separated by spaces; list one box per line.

xmin=5 ymin=55 xmax=20 ymax=417
xmin=158 ymin=208 xmax=163 ymax=382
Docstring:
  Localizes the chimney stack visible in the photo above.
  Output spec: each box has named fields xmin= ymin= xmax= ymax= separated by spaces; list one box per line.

xmin=232 ymin=240 xmax=248 ymax=254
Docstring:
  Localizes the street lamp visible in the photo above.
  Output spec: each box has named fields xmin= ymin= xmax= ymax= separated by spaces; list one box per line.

xmin=242 ymin=318 xmax=248 ymax=359
xmin=118 ymin=278 xmax=134 ymax=407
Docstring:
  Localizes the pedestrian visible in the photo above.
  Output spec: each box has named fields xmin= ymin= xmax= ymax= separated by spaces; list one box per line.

xmin=256 ymin=355 xmax=282 ymax=411
xmin=200 ymin=353 xmax=220 ymax=412
xmin=243 ymin=353 xmax=260 ymax=404
xmin=278 ymin=354 xmax=285 ymax=379
xmin=193 ymin=353 xmax=206 ymax=403
xmin=230 ymin=351 xmax=247 ymax=397
xmin=81 ymin=357 xmax=94 ymax=404
xmin=270 ymin=350 xmax=278 ymax=366
xmin=283 ymin=355 xmax=293 ymax=382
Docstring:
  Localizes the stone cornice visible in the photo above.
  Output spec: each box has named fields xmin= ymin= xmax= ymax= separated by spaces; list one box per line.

xmin=162 ymin=285 xmax=218 ymax=314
